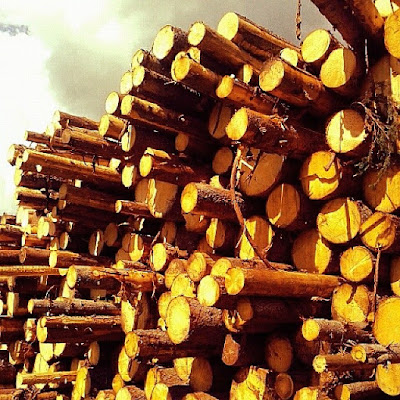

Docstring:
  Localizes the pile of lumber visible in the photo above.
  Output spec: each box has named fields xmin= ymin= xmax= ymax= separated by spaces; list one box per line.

xmin=2 ymin=2 xmax=400 ymax=399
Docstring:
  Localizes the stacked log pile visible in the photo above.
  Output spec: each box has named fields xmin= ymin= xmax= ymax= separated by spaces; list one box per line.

xmin=2 ymin=2 xmax=400 ymax=399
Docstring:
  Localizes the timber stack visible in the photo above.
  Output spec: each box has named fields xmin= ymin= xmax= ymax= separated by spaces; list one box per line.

xmin=2 ymin=2 xmax=400 ymax=399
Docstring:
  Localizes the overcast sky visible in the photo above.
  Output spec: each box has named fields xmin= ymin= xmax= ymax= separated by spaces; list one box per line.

xmin=0 ymin=0 xmax=333 ymax=214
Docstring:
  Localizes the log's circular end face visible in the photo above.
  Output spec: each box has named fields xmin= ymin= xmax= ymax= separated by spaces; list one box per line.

xmin=131 ymin=49 xmax=145 ymax=68
xmin=294 ymin=387 xmax=318 ymax=400
xmin=391 ymin=256 xmax=400 ymax=296
xmin=267 ymin=183 xmax=301 ymax=228
xmin=118 ymin=347 xmax=138 ymax=382
xmin=120 ymin=95 xmax=133 ymax=116
xmin=316 ymin=197 xmax=362 ymax=244
xmin=301 ymin=319 xmax=320 ymax=341
xmin=181 ymin=182 xmax=198 ymax=213
xmin=188 ymin=21 xmax=206 ymax=46
xmin=150 ymin=383 xmax=171 ymax=400
xmin=124 ymin=332 xmax=139 ymax=358
xmin=301 ymin=29 xmax=331 ymax=64
xmin=360 ymin=212 xmax=396 ymax=251
xmin=275 ymin=373 xmax=294 ymax=400
xmin=171 ymin=273 xmax=196 ymax=298
xmin=36 ymin=324 xmax=48 ymax=343
xmin=238 ymin=215 xmax=273 ymax=260
xmin=216 ymin=75 xmax=235 ymax=99
xmin=300 ymin=151 xmax=341 ymax=200
xmin=105 ymin=92 xmax=121 ymax=114
xmin=376 ymin=363 xmax=400 ymax=396
xmin=208 ymin=103 xmax=234 ymax=139
xmin=48 ymin=251 xmax=57 ymax=268
xmin=320 ymin=48 xmax=357 ymax=89
xmin=139 ymin=154 xmax=153 ymax=178
xmin=292 ymin=228 xmax=332 ymax=274
xmin=166 ymin=296 xmax=191 ymax=344
xmin=340 ymin=246 xmax=374 ymax=283
xmin=350 ymin=345 xmax=367 ymax=363
xmin=187 ymin=252 xmax=207 ymax=282
xmin=217 ymin=12 xmax=239 ymax=40
xmin=174 ymin=356 xmax=195 ymax=381
xmin=239 ymin=150 xmax=285 ymax=197
xmin=259 ymin=59 xmax=285 ymax=92
xmin=373 ymin=296 xmax=400 ymax=345
xmin=190 ymin=357 xmax=213 ymax=392
xmin=331 ymin=283 xmax=371 ymax=323
xmin=152 ymin=25 xmax=175 ymax=60
xmin=225 ymin=267 xmax=245 ymax=295
xmin=114 ymin=387 xmax=128 ymax=400
xmin=158 ymin=291 xmax=172 ymax=320
xmin=334 ymin=385 xmax=349 ymax=400
xmin=385 ymin=10 xmax=400 ymax=58
xmin=171 ymin=57 xmax=190 ymax=82
xmin=27 ymin=299 xmax=34 ymax=314
xmin=326 ymin=109 xmax=367 ymax=154
xmin=77 ymin=367 xmax=91 ymax=396
xmin=121 ymin=299 xmax=137 ymax=334
xmin=280 ymin=48 xmax=299 ymax=67
xmin=104 ymin=222 xmax=118 ymax=246
xmin=131 ymin=65 xmax=145 ymax=88
xmin=363 ymin=166 xmax=400 ymax=213
xmin=212 ymin=146 xmax=233 ymax=175
xmin=60 ymin=231 xmax=70 ymax=249
xmin=112 ymin=373 xmax=125 ymax=393
xmin=120 ymin=71 xmax=134 ymax=95
xmin=265 ymin=335 xmax=293 ymax=373
xmin=206 ymin=218 xmax=226 ymax=249
xmin=197 ymin=275 xmax=220 ymax=306
xmin=87 ymin=341 xmax=100 ymax=366
xmin=312 ymin=355 xmax=327 ymax=373
xmin=13 ymin=168 xmax=23 ymax=185
xmin=225 ymin=108 xmax=249 ymax=140
xmin=151 ymin=242 xmax=167 ymax=272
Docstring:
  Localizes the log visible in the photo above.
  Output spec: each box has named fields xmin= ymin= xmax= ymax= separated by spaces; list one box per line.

xmin=116 ymin=385 xmax=146 ymax=400
xmin=320 ymin=48 xmax=362 ymax=97
xmin=312 ymin=353 xmax=370 ymax=373
xmin=225 ymin=266 xmax=341 ymax=298
xmin=331 ymin=283 xmax=372 ymax=323
xmin=16 ymin=371 xmax=78 ymax=386
xmin=98 ymin=114 xmax=127 ymax=140
xmin=334 ymin=381 xmax=383 ymax=400
xmin=376 ymin=363 xmax=400 ymax=396
xmin=373 ymin=296 xmax=400 ymax=345
xmin=226 ymin=108 xmax=328 ymax=158
xmin=131 ymin=49 xmax=168 ymax=75
xmin=49 ymin=249 xmax=111 ymax=268
xmin=351 ymin=342 xmax=400 ymax=364
xmin=259 ymin=58 xmax=343 ymax=115
xmin=188 ymin=22 xmax=263 ymax=73
xmin=166 ymin=296 xmax=225 ymax=344
xmin=150 ymin=243 xmax=189 ymax=273
xmin=152 ymin=25 xmax=188 ymax=65
xmin=217 ymin=12 xmax=300 ymax=60
xmin=181 ymin=182 xmax=265 ymax=221
xmin=302 ymin=318 xmax=373 ymax=343
xmin=28 ymin=298 xmax=120 ymax=316
xmin=325 ymin=109 xmax=369 ymax=157
xmin=205 ymin=218 xmax=237 ymax=254
xmin=360 ymin=212 xmax=400 ymax=253
xmin=300 ymin=151 xmax=359 ymax=200
xmin=208 ymin=102 xmax=235 ymax=142
xmin=66 ymin=266 xmax=121 ymax=292
xmin=53 ymin=110 xmax=99 ymax=131
xmin=222 ymin=333 xmax=265 ymax=367
xmin=301 ymin=29 xmax=341 ymax=69
xmin=265 ymin=332 xmax=293 ymax=372
xmin=292 ymin=228 xmax=338 ymax=274
xmin=139 ymin=148 xmax=214 ymax=186
xmin=266 ymin=183 xmax=317 ymax=231
xmin=317 ymin=198 xmax=372 ymax=244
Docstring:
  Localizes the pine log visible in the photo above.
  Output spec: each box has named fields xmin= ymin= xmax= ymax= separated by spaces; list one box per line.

xmin=188 ymin=22 xmax=263 ymax=73
xmin=53 ymin=110 xmax=99 ymax=131
xmin=334 ymin=381 xmax=383 ymax=400
xmin=181 ymin=182 xmax=265 ymax=221
xmin=152 ymin=25 xmax=188 ymax=65
xmin=98 ymin=114 xmax=127 ymax=140
xmin=226 ymin=108 xmax=328 ymax=158
xmin=175 ymin=132 xmax=216 ymax=162
xmin=165 ymin=259 xmax=188 ymax=289
xmin=317 ymin=198 xmax=372 ymax=244
xmin=225 ymin=266 xmax=341 ymax=298
xmin=390 ymin=256 xmax=400 ymax=296
xmin=205 ymin=218 xmax=237 ymax=254
xmin=376 ymin=363 xmax=400 ymax=396
xmin=360 ymin=211 xmax=400 ymax=253
xmin=340 ymin=246 xmax=389 ymax=283
xmin=301 ymin=29 xmax=341 ymax=69
xmin=139 ymin=148 xmax=214 ymax=186
xmin=171 ymin=56 xmax=222 ymax=98
xmin=313 ymin=353 xmax=371 ymax=373
xmin=373 ymin=296 xmax=400 ymax=345
xmin=325 ymin=109 xmax=369 ymax=157
xmin=302 ymin=318 xmax=373 ymax=343
xmin=331 ymin=283 xmax=372 ymax=323
xmin=217 ymin=12 xmax=300 ymax=60
xmin=49 ymin=249 xmax=111 ymax=268
xmin=351 ymin=342 xmax=400 ymax=364
xmin=265 ymin=332 xmax=293 ymax=372
xmin=21 ymin=149 xmax=123 ymax=190
xmin=300 ymin=151 xmax=359 ymax=200
xmin=150 ymin=243 xmax=189 ymax=272
xmin=208 ymin=102 xmax=235 ymax=142
xmin=28 ymin=298 xmax=120 ymax=316
xmin=222 ymin=333 xmax=265 ymax=367
xmin=266 ymin=183 xmax=317 ymax=231
xmin=131 ymin=49 xmax=168 ymax=75
xmin=320 ymin=48 xmax=362 ymax=97
xmin=115 ymin=385 xmax=146 ymax=400
xmin=259 ymin=58 xmax=342 ymax=115
xmin=166 ymin=296 xmax=225 ymax=344
xmin=19 ymin=247 xmax=50 ymax=265
xmin=66 ymin=266 xmax=121 ymax=291
xmin=16 ymin=370 xmax=78 ymax=386
xmin=123 ymin=66 xmax=211 ymax=117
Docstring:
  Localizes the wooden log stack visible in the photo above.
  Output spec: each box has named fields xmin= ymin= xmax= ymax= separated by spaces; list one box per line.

xmin=2 ymin=3 xmax=400 ymax=399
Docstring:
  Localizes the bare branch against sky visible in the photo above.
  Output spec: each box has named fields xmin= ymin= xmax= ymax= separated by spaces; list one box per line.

xmin=0 ymin=0 xmax=332 ymax=213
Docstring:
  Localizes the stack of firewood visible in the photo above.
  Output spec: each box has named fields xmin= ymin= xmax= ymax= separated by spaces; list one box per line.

xmin=2 ymin=2 xmax=400 ymax=399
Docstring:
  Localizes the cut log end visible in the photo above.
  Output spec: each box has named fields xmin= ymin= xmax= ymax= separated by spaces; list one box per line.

xmin=166 ymin=296 xmax=191 ymax=344
xmin=217 ymin=12 xmax=240 ymax=41
xmin=301 ymin=319 xmax=321 ymax=341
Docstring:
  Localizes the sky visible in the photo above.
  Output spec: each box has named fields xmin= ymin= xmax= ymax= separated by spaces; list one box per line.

xmin=0 ymin=0 xmax=333 ymax=214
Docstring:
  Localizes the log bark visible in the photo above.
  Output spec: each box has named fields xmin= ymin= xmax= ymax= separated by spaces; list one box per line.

xmin=53 ymin=110 xmax=99 ymax=131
